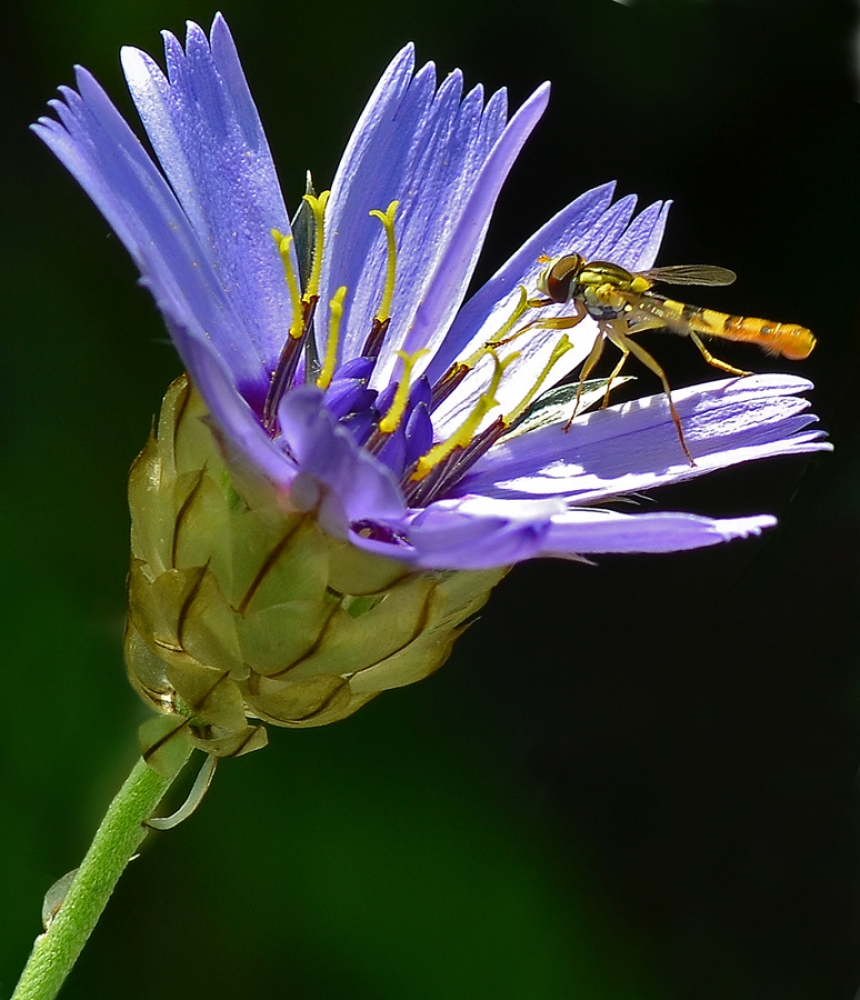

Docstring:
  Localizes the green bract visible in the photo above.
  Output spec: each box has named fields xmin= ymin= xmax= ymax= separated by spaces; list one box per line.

xmin=126 ymin=375 xmax=508 ymax=772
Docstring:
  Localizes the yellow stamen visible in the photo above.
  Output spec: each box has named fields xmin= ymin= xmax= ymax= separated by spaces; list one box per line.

xmin=271 ymin=229 xmax=304 ymax=340
xmin=411 ymin=350 xmax=518 ymax=481
xmin=503 ymin=335 xmax=575 ymax=427
xmin=429 ymin=288 xmax=528 ymax=408
xmin=316 ymin=286 xmax=347 ymax=391
xmin=461 ymin=286 xmax=530 ymax=370
xmin=378 ymin=348 xmax=429 ymax=434
xmin=369 ymin=200 xmax=400 ymax=323
xmin=303 ymin=190 xmax=331 ymax=301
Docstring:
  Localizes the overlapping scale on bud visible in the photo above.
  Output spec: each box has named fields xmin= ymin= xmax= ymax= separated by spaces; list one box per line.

xmin=125 ymin=375 xmax=507 ymax=773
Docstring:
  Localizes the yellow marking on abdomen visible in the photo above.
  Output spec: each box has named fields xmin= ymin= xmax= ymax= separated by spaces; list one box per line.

xmin=644 ymin=295 xmax=817 ymax=361
xmin=687 ymin=307 xmax=816 ymax=360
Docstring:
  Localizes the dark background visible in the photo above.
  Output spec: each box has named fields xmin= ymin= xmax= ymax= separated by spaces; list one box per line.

xmin=1 ymin=0 xmax=858 ymax=997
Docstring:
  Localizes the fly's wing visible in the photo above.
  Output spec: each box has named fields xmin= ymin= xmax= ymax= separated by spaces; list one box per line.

xmin=637 ymin=264 xmax=737 ymax=287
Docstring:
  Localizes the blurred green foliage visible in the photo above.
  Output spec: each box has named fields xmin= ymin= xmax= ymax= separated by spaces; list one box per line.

xmin=1 ymin=0 xmax=858 ymax=997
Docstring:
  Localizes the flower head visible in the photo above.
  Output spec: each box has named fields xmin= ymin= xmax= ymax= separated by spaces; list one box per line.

xmin=33 ymin=15 xmax=828 ymax=571
xmin=34 ymin=16 xmax=830 ymax=756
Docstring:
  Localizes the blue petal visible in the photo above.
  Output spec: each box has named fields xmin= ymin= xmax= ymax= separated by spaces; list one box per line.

xmin=454 ymin=375 xmax=830 ymax=502
xmin=315 ymin=43 xmax=422 ymax=361
xmin=350 ymin=494 xmax=774 ymax=569
xmin=318 ymin=43 xmax=550 ymax=387
xmin=540 ymin=510 xmax=776 ymax=555
xmin=587 ymin=194 xmax=640 ymax=258
xmin=604 ymin=198 xmax=671 ymax=271
xmin=121 ymin=15 xmax=293 ymax=373
xmin=394 ymin=496 xmax=564 ymax=568
xmin=33 ymin=67 xmax=270 ymax=400
xmin=276 ymin=386 xmax=406 ymax=534
xmin=383 ymin=84 xmax=550 ymax=383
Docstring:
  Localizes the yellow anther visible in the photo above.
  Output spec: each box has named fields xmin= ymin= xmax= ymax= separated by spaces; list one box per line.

xmin=369 ymin=200 xmax=400 ymax=323
xmin=378 ymin=347 xmax=429 ymax=434
xmin=316 ymin=286 xmax=347 ymax=391
xmin=503 ymin=334 xmax=575 ymax=427
xmin=271 ymin=229 xmax=304 ymax=339
xmin=412 ymin=350 xmax=518 ymax=482
xmin=302 ymin=190 xmax=331 ymax=301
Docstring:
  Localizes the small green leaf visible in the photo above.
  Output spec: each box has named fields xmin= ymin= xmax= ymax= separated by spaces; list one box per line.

xmin=503 ymin=376 xmax=635 ymax=440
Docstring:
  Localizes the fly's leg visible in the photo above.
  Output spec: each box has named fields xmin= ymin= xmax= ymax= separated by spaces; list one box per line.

xmin=689 ymin=331 xmax=752 ymax=377
xmin=600 ymin=348 xmax=631 ymax=408
xmin=501 ymin=298 xmax=588 ymax=346
xmin=625 ymin=314 xmax=753 ymax=379
xmin=564 ymin=326 xmax=607 ymax=431
xmin=607 ymin=325 xmax=696 ymax=466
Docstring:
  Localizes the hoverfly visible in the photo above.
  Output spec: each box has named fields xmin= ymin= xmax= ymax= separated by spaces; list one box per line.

xmin=528 ymin=253 xmax=816 ymax=464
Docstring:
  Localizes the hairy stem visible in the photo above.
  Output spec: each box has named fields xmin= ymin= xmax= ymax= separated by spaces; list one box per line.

xmin=11 ymin=747 xmax=193 ymax=1000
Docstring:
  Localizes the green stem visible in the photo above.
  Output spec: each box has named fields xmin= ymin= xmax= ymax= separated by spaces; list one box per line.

xmin=11 ymin=748 xmax=193 ymax=1000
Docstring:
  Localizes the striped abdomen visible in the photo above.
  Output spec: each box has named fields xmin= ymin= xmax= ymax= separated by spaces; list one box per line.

xmin=640 ymin=293 xmax=816 ymax=361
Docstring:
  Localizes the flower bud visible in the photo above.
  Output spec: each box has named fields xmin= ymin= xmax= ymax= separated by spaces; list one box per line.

xmin=125 ymin=375 xmax=508 ymax=771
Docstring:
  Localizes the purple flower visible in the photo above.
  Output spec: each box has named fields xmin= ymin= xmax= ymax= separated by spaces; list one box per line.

xmin=34 ymin=15 xmax=828 ymax=570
